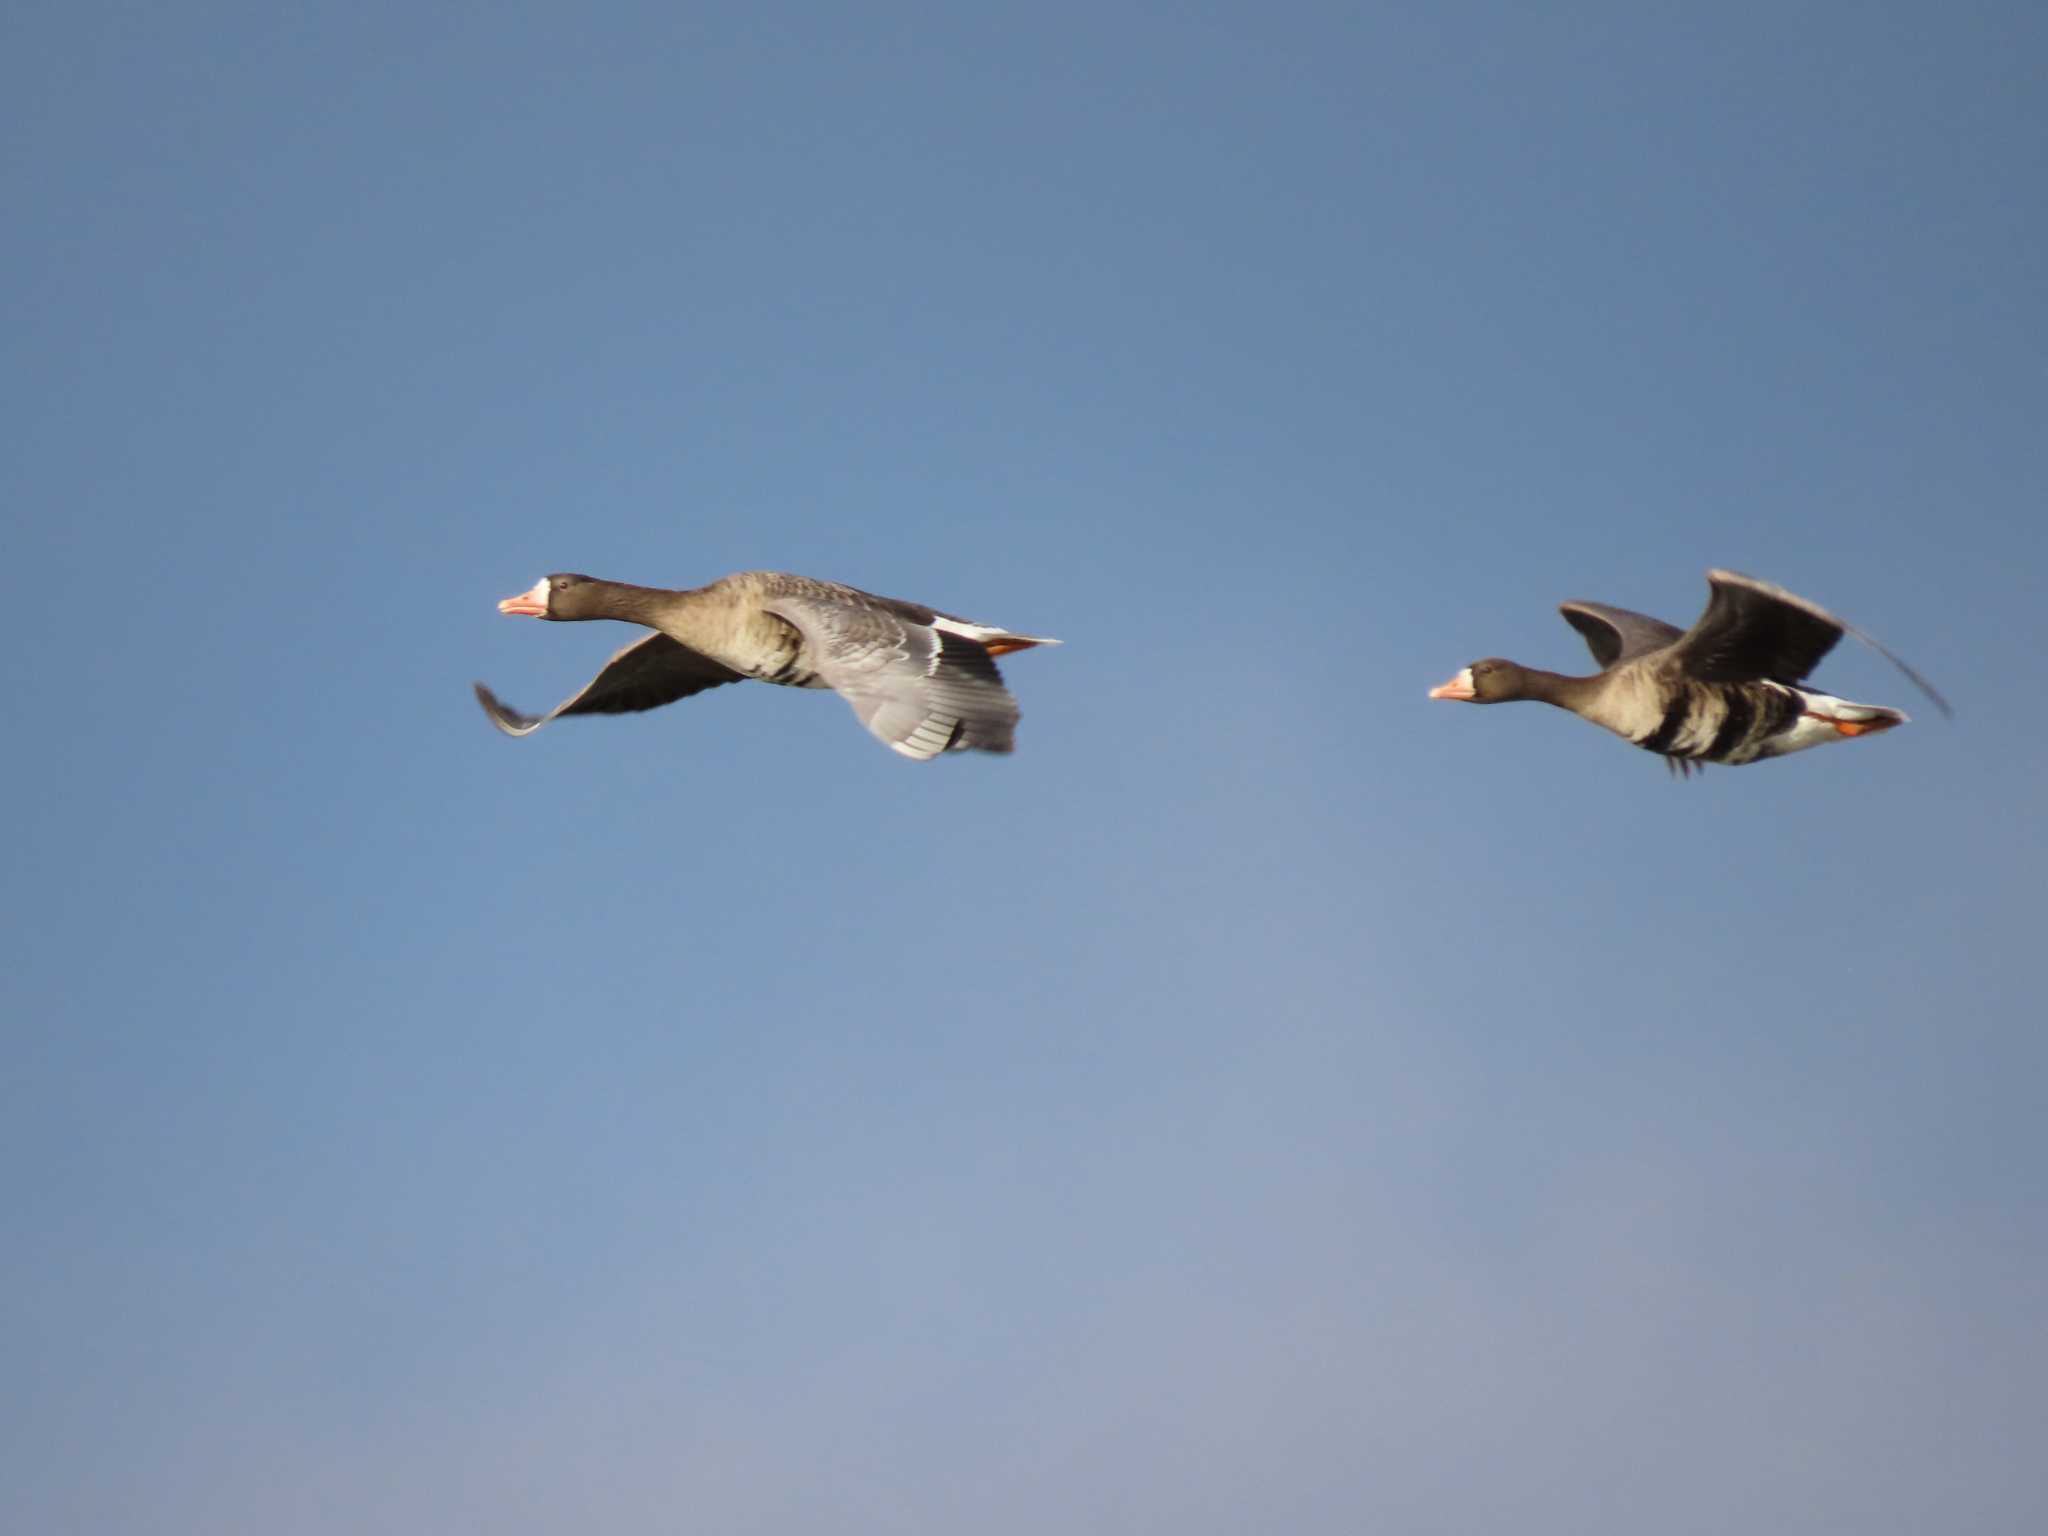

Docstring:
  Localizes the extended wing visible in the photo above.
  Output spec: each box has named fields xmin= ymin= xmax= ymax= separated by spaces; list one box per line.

xmin=1675 ymin=570 xmax=1951 ymax=716
xmin=1558 ymin=601 xmax=1686 ymax=670
xmin=474 ymin=633 xmax=745 ymax=737
xmin=763 ymin=594 xmax=1022 ymax=758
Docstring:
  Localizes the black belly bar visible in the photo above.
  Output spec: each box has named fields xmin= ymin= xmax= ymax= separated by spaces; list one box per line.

xmin=1638 ymin=695 xmax=1694 ymax=757
xmin=1704 ymin=689 xmax=1757 ymax=761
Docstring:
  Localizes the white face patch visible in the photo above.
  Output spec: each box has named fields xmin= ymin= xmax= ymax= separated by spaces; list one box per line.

xmin=497 ymin=576 xmax=555 ymax=618
xmin=1428 ymin=666 xmax=1477 ymax=701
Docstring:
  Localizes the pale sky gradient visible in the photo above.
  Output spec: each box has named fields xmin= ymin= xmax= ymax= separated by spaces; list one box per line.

xmin=5 ymin=3 xmax=2045 ymax=1531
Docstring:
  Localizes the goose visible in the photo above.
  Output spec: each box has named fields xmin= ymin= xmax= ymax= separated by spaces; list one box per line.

xmin=1428 ymin=569 xmax=1950 ymax=773
xmin=475 ymin=571 xmax=1059 ymax=760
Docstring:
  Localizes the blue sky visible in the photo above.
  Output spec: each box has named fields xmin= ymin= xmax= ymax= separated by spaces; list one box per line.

xmin=5 ymin=2 xmax=2044 ymax=1530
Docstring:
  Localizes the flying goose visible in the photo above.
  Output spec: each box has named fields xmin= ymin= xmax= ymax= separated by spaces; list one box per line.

xmin=475 ymin=571 xmax=1059 ymax=760
xmin=1428 ymin=569 xmax=1950 ymax=773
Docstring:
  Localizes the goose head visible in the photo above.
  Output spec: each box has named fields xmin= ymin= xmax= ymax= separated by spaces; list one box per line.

xmin=1428 ymin=658 xmax=1538 ymax=704
xmin=497 ymin=574 xmax=605 ymax=620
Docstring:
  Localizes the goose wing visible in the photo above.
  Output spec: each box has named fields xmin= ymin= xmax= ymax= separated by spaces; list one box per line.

xmin=474 ymin=634 xmax=745 ymax=737
xmin=762 ymin=592 xmax=1022 ymax=758
xmin=1674 ymin=570 xmax=1952 ymax=716
xmin=1558 ymin=601 xmax=1686 ymax=669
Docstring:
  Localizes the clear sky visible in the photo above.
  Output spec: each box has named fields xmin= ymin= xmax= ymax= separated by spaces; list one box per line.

xmin=6 ymin=2 xmax=2045 ymax=1531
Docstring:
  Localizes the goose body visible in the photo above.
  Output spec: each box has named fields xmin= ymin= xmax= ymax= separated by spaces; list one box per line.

xmin=1429 ymin=569 xmax=1949 ymax=773
xmin=475 ymin=571 xmax=1058 ymax=760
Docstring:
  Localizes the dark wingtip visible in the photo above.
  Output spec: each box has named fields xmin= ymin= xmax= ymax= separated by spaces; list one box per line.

xmin=473 ymin=681 xmax=539 ymax=737
xmin=1909 ymin=672 xmax=1957 ymax=721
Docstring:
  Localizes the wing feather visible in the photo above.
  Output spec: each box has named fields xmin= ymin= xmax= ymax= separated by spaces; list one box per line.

xmin=1674 ymin=570 xmax=1951 ymax=716
xmin=1558 ymin=601 xmax=1686 ymax=669
xmin=763 ymin=595 xmax=1023 ymax=758
xmin=474 ymin=633 xmax=744 ymax=737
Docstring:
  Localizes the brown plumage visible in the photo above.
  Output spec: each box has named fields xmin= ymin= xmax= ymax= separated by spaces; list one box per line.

xmin=475 ymin=571 xmax=1059 ymax=760
xmin=1429 ymin=569 xmax=1949 ymax=771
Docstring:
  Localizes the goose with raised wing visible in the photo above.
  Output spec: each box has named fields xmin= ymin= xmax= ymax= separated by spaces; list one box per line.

xmin=475 ymin=571 xmax=1059 ymax=760
xmin=1428 ymin=569 xmax=1949 ymax=773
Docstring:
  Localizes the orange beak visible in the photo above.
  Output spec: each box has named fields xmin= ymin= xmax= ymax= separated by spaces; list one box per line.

xmin=498 ymin=581 xmax=549 ymax=617
xmin=1429 ymin=670 xmax=1477 ymax=701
